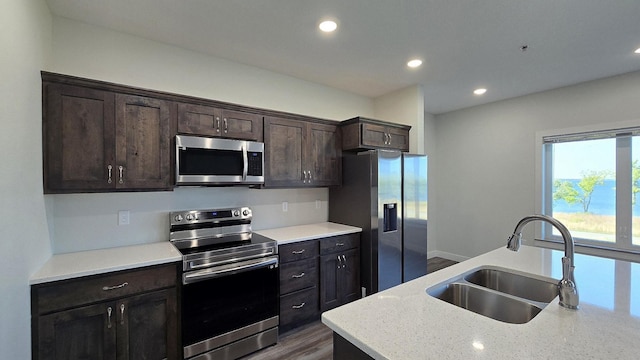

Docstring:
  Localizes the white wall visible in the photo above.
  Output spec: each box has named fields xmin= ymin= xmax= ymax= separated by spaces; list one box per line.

xmin=0 ymin=0 xmax=52 ymax=358
xmin=433 ymin=71 xmax=640 ymax=261
xmin=424 ymin=112 xmax=437 ymax=254
xmin=46 ymin=16 xmax=376 ymax=253
xmin=373 ymin=85 xmax=425 ymax=154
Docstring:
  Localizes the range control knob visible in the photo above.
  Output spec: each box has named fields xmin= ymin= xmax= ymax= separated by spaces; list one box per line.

xmin=233 ymin=210 xmax=240 ymax=217
xmin=243 ymin=209 xmax=250 ymax=216
xmin=174 ymin=214 xmax=183 ymax=222
xmin=186 ymin=214 xmax=194 ymax=221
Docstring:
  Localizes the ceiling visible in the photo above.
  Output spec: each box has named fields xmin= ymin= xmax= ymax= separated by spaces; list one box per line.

xmin=45 ymin=0 xmax=640 ymax=114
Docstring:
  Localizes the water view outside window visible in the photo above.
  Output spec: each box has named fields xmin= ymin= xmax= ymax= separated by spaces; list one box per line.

xmin=551 ymin=138 xmax=616 ymax=242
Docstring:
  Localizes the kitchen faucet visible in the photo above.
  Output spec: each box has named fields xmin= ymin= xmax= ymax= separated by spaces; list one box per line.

xmin=506 ymin=214 xmax=579 ymax=309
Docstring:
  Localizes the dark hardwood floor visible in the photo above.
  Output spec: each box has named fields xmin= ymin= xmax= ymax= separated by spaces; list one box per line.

xmin=241 ymin=321 xmax=333 ymax=360
xmin=427 ymin=257 xmax=459 ymax=274
xmin=241 ymin=257 xmax=458 ymax=360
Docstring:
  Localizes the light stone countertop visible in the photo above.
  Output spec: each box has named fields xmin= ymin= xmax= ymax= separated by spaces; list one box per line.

xmin=30 ymin=242 xmax=182 ymax=285
xmin=322 ymin=245 xmax=640 ymax=359
xmin=254 ymin=222 xmax=362 ymax=244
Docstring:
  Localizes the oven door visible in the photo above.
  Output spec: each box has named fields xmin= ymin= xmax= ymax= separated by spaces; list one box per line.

xmin=181 ymin=255 xmax=279 ymax=358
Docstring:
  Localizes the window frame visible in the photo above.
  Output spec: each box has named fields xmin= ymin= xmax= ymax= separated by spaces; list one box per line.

xmin=535 ymin=121 xmax=640 ymax=259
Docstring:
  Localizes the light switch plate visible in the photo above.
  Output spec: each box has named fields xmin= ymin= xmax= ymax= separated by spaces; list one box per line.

xmin=282 ymin=202 xmax=288 ymax=212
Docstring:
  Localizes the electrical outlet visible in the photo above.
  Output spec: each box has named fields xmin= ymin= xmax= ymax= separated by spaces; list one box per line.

xmin=282 ymin=202 xmax=288 ymax=212
xmin=118 ymin=210 xmax=130 ymax=225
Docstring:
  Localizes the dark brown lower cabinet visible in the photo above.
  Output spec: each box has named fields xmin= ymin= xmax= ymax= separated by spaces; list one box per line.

xmin=320 ymin=248 xmax=360 ymax=312
xmin=32 ymin=264 xmax=179 ymax=360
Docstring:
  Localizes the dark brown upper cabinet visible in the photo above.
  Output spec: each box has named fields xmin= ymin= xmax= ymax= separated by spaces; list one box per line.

xmin=340 ymin=117 xmax=410 ymax=152
xmin=177 ymin=102 xmax=263 ymax=141
xmin=43 ymin=81 xmax=172 ymax=193
xmin=264 ymin=117 xmax=341 ymax=188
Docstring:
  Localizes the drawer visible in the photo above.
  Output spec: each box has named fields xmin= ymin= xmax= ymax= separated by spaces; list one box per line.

xmin=279 ymin=240 xmax=318 ymax=263
xmin=320 ymin=234 xmax=360 ymax=255
xmin=280 ymin=258 xmax=318 ymax=295
xmin=34 ymin=263 xmax=178 ymax=315
xmin=279 ymin=287 xmax=319 ymax=327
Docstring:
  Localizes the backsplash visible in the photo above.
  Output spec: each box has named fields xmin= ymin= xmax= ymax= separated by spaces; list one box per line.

xmin=46 ymin=187 xmax=329 ymax=254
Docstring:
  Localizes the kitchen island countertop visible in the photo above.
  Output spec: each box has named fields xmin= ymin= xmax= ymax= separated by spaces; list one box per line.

xmin=254 ymin=222 xmax=361 ymax=245
xmin=322 ymin=245 xmax=640 ymax=359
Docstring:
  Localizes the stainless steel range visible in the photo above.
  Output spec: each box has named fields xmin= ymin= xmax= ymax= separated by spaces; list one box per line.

xmin=169 ymin=207 xmax=279 ymax=360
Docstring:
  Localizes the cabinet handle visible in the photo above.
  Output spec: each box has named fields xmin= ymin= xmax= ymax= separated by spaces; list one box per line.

xmin=337 ymin=255 xmax=341 ymax=269
xmin=292 ymin=302 xmax=306 ymax=309
xmin=120 ymin=304 xmax=125 ymax=325
xmin=118 ymin=166 xmax=124 ymax=184
xmin=108 ymin=165 xmax=113 ymax=184
xmin=387 ymin=133 xmax=392 ymax=145
xmin=342 ymin=255 xmax=347 ymax=268
xmin=302 ymin=170 xmax=308 ymax=183
xmin=107 ymin=306 xmax=112 ymax=329
xmin=291 ymin=272 xmax=305 ymax=279
xmin=223 ymin=118 xmax=228 ymax=133
xmin=292 ymin=249 xmax=305 ymax=255
xmin=102 ymin=282 xmax=128 ymax=291
xmin=216 ymin=117 xmax=221 ymax=133
xmin=308 ymin=170 xmax=312 ymax=182
xmin=336 ymin=242 xmax=345 ymax=247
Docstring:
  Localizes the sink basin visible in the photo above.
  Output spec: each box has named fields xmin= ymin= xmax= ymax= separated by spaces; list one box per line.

xmin=427 ymin=282 xmax=543 ymax=324
xmin=464 ymin=268 xmax=559 ymax=303
xmin=426 ymin=266 xmax=559 ymax=324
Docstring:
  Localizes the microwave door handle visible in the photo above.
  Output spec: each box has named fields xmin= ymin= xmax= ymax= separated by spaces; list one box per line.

xmin=242 ymin=143 xmax=248 ymax=181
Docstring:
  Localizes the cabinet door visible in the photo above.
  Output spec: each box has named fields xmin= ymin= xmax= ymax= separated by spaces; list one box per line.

xmin=360 ymin=123 xmax=388 ymax=149
xmin=115 ymin=94 xmax=171 ymax=190
xmin=44 ymin=83 xmax=115 ymax=192
xmin=341 ymin=249 xmax=361 ymax=305
xmin=38 ymin=302 xmax=116 ymax=360
xmin=177 ymin=102 xmax=220 ymax=137
xmin=219 ymin=109 xmax=263 ymax=141
xmin=320 ymin=254 xmax=341 ymax=312
xmin=116 ymin=288 xmax=178 ymax=360
xmin=307 ymin=123 xmax=341 ymax=186
xmin=264 ymin=117 xmax=305 ymax=187
xmin=386 ymin=127 xmax=410 ymax=152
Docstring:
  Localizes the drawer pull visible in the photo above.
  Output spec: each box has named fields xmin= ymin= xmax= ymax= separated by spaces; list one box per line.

xmin=292 ymin=249 xmax=305 ymax=255
xmin=292 ymin=302 xmax=306 ymax=309
xmin=107 ymin=306 xmax=112 ymax=329
xmin=291 ymin=272 xmax=305 ymax=279
xmin=336 ymin=242 xmax=345 ymax=246
xmin=342 ymin=255 xmax=347 ymax=268
xmin=102 ymin=282 xmax=128 ymax=291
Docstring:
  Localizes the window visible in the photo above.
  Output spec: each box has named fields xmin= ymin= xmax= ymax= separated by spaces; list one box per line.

xmin=540 ymin=126 xmax=640 ymax=253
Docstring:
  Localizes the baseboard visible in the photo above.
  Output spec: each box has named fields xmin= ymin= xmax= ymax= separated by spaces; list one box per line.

xmin=427 ymin=250 xmax=469 ymax=263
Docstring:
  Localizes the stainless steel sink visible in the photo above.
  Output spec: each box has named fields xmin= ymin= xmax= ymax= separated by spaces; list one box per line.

xmin=427 ymin=282 xmax=543 ymax=324
xmin=426 ymin=266 xmax=559 ymax=324
xmin=464 ymin=268 xmax=558 ymax=303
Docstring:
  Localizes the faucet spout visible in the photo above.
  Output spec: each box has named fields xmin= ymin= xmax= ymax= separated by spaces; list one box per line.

xmin=507 ymin=214 xmax=579 ymax=309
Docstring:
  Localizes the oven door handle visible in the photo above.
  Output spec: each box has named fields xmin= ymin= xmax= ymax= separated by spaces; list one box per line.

xmin=183 ymin=256 xmax=278 ymax=284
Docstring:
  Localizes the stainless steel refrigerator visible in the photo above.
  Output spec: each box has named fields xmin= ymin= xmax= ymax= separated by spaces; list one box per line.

xmin=329 ymin=150 xmax=428 ymax=295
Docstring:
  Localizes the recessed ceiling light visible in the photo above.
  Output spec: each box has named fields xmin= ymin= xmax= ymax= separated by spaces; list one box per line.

xmin=635 ymin=48 xmax=640 ymax=54
xmin=407 ymin=59 xmax=423 ymax=68
xmin=319 ymin=20 xmax=338 ymax=33
xmin=473 ymin=88 xmax=487 ymax=95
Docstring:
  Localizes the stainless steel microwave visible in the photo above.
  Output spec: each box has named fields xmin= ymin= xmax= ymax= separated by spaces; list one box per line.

xmin=175 ymin=135 xmax=264 ymax=186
